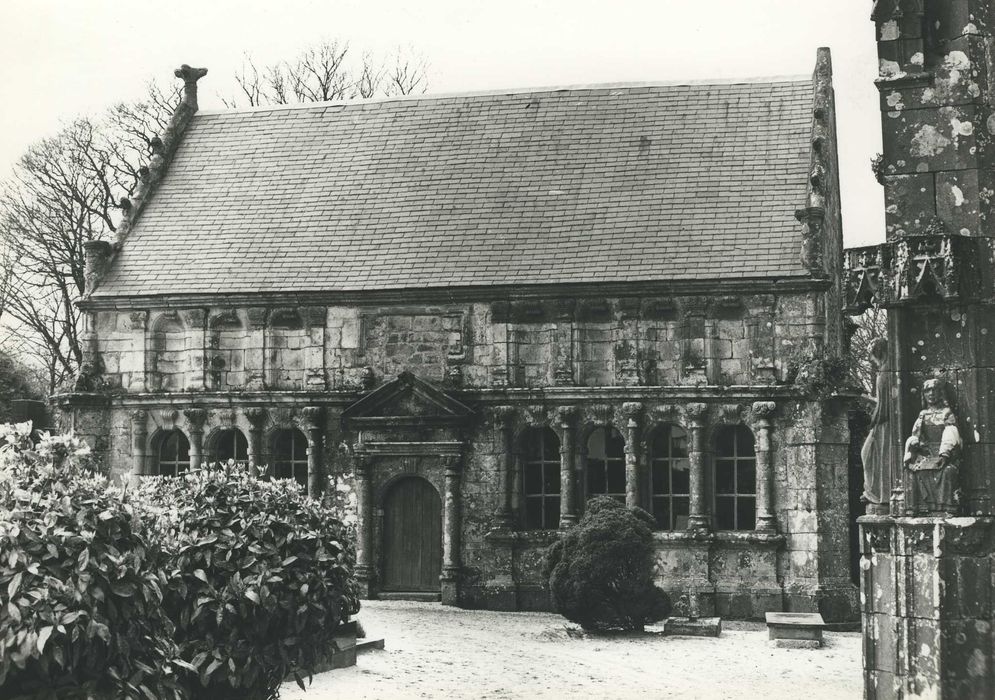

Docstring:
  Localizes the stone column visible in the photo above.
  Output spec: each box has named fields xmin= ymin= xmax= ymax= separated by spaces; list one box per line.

xmin=129 ymin=409 xmax=148 ymax=486
xmin=245 ymin=407 xmax=267 ymax=477
xmin=353 ymin=453 xmax=374 ymax=598
xmin=180 ymin=309 xmax=207 ymax=391
xmin=621 ymin=402 xmax=643 ymax=509
xmin=183 ymin=407 xmax=207 ymax=470
xmin=556 ymin=406 xmax=578 ymax=528
xmin=441 ymin=453 xmax=462 ymax=606
xmin=686 ymin=402 xmax=711 ymax=531
xmin=752 ymin=401 xmax=777 ymax=532
xmin=299 ymin=406 xmax=324 ymax=498
xmin=492 ymin=406 xmax=516 ymax=530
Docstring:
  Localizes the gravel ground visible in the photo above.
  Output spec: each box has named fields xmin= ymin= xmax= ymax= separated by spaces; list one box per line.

xmin=282 ymin=600 xmax=861 ymax=700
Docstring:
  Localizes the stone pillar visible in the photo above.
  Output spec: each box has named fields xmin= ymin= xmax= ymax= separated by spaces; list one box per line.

xmin=553 ymin=300 xmax=575 ymax=386
xmin=556 ymin=406 xmax=578 ymax=528
xmin=245 ymin=407 xmax=267 ymax=476
xmin=183 ymin=407 xmax=207 ymax=470
xmin=245 ymin=307 xmax=268 ymax=390
xmin=129 ymin=409 xmax=148 ymax=486
xmin=621 ymin=402 xmax=643 ymax=509
xmin=441 ymin=453 xmax=462 ymax=606
xmin=299 ymin=406 xmax=324 ymax=498
xmin=127 ymin=311 xmax=148 ymax=392
xmin=751 ymin=401 xmax=777 ymax=532
xmin=492 ymin=406 xmax=516 ymax=530
xmin=353 ymin=453 xmax=374 ymax=598
xmin=686 ymin=402 xmax=711 ymax=531
xmin=303 ymin=306 xmax=327 ymax=390
xmin=179 ymin=309 xmax=207 ymax=391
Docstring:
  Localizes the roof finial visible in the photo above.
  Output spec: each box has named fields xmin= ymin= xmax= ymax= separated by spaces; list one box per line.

xmin=174 ymin=64 xmax=208 ymax=111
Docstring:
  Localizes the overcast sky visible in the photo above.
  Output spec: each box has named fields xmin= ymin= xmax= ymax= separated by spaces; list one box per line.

xmin=0 ymin=0 xmax=883 ymax=246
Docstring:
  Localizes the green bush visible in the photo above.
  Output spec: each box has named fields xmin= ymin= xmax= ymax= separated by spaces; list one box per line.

xmin=0 ymin=425 xmax=359 ymax=700
xmin=137 ymin=462 xmax=360 ymax=700
xmin=544 ymin=496 xmax=671 ymax=632
xmin=0 ymin=424 xmax=187 ymax=700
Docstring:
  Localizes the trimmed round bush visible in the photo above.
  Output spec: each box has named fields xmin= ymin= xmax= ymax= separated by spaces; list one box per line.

xmin=0 ymin=425 xmax=186 ymax=700
xmin=137 ymin=462 xmax=360 ymax=700
xmin=544 ymin=496 xmax=671 ymax=632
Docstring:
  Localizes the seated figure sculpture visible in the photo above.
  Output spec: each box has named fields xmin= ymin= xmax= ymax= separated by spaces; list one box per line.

xmin=903 ymin=378 xmax=962 ymax=516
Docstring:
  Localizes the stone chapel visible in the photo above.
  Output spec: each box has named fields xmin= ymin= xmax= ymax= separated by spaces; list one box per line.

xmin=57 ymin=48 xmax=859 ymax=621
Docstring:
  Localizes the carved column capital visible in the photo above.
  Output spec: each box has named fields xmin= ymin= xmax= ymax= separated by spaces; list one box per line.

xmin=298 ymin=406 xmax=325 ymax=431
xmin=685 ymin=403 xmax=709 ymax=427
xmin=130 ymin=409 xmax=149 ymax=430
xmin=353 ymin=451 xmax=372 ymax=477
xmin=751 ymin=401 xmax=777 ymax=425
xmin=494 ymin=405 xmax=517 ymax=428
xmin=183 ymin=407 xmax=207 ymax=434
xmin=621 ymin=401 xmax=644 ymax=425
xmin=555 ymin=405 xmax=579 ymax=426
xmin=159 ymin=408 xmax=178 ymax=426
xmin=129 ymin=311 xmax=149 ymax=331
xmin=442 ymin=453 xmax=463 ymax=478
xmin=244 ymin=407 xmax=267 ymax=431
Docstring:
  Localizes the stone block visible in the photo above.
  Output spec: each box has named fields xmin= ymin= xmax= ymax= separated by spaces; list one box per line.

xmin=766 ymin=612 xmax=825 ymax=645
xmin=664 ymin=617 xmax=722 ymax=637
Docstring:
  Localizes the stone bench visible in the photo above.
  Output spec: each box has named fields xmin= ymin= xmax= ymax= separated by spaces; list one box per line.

xmin=765 ymin=612 xmax=825 ymax=648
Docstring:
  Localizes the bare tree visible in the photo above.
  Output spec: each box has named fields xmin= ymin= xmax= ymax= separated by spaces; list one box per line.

xmin=0 ymin=83 xmax=178 ymax=392
xmin=847 ymin=306 xmax=888 ymax=395
xmin=221 ymin=41 xmax=428 ymax=108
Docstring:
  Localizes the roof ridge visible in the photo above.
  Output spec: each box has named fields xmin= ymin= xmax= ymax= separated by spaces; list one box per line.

xmin=196 ymin=74 xmax=813 ymax=116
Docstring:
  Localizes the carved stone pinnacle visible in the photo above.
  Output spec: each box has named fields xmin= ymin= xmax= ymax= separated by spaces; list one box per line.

xmin=174 ymin=65 xmax=208 ymax=110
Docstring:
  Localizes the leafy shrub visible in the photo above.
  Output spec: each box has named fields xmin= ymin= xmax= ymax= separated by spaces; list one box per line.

xmin=0 ymin=424 xmax=187 ymax=699
xmin=544 ymin=496 xmax=671 ymax=632
xmin=137 ymin=462 xmax=360 ymax=700
xmin=788 ymin=352 xmax=850 ymax=401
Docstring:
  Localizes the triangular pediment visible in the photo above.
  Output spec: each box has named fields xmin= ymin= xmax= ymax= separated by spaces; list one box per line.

xmin=342 ymin=372 xmax=474 ymax=428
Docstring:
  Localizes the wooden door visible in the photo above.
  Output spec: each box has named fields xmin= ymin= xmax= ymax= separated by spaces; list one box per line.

xmin=382 ymin=477 xmax=442 ymax=592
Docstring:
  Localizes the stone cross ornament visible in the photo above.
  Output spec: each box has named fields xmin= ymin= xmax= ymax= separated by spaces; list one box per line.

xmin=903 ymin=378 xmax=962 ymax=516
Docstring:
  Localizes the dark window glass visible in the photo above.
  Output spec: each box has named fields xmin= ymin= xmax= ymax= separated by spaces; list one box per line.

xmin=157 ymin=430 xmax=190 ymax=477
xmin=212 ymin=428 xmax=247 ymax=464
xmin=713 ymin=425 xmax=757 ymax=530
xmin=586 ymin=427 xmax=626 ymax=504
xmin=522 ymin=428 xmax=561 ymax=530
xmin=272 ymin=429 xmax=309 ymax=488
xmin=649 ymin=424 xmax=690 ymax=530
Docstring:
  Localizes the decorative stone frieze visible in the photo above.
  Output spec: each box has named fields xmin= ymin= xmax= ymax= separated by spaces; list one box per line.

xmin=843 ymin=232 xmax=980 ymax=313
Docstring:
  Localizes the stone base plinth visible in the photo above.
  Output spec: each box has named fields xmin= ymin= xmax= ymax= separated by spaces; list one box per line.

xmin=766 ymin=612 xmax=825 ymax=646
xmin=664 ymin=617 xmax=722 ymax=637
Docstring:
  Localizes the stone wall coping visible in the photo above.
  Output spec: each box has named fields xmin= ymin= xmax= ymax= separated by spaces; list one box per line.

xmin=655 ymin=530 xmax=786 ymax=546
xmin=52 ymin=384 xmax=808 ymax=408
xmin=77 ymin=277 xmax=832 ymax=312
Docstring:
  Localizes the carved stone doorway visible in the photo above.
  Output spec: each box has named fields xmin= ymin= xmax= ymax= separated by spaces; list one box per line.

xmin=382 ymin=476 xmax=443 ymax=592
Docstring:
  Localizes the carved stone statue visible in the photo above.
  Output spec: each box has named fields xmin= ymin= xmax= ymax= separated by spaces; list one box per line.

xmin=861 ymin=338 xmax=894 ymax=514
xmin=904 ymin=378 xmax=962 ymax=516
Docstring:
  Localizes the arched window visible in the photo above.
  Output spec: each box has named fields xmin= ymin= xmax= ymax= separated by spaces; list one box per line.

xmin=586 ymin=426 xmax=625 ymax=503
xmin=210 ymin=428 xmax=248 ymax=464
xmin=157 ymin=430 xmax=190 ymax=476
xmin=649 ymin=424 xmax=690 ymax=530
xmin=272 ymin=428 xmax=308 ymax=487
xmin=522 ymin=428 xmax=561 ymax=530
xmin=714 ymin=425 xmax=756 ymax=530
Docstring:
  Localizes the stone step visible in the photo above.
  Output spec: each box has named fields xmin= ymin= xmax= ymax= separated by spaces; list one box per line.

xmin=357 ymin=638 xmax=386 ymax=653
xmin=378 ymin=591 xmax=442 ymax=602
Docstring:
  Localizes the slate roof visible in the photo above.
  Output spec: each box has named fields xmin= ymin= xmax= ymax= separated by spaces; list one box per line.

xmin=94 ymin=77 xmax=820 ymax=298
